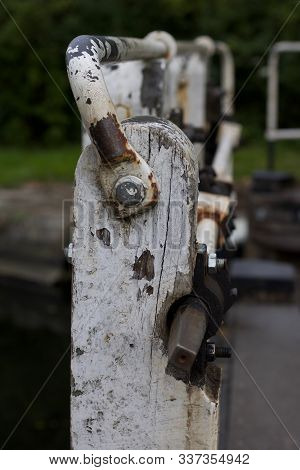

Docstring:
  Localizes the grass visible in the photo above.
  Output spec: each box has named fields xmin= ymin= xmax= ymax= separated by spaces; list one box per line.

xmin=234 ymin=139 xmax=300 ymax=181
xmin=0 ymin=145 xmax=80 ymax=187
xmin=0 ymin=139 xmax=299 ymax=187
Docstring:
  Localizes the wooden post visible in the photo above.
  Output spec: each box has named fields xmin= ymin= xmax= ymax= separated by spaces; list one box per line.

xmin=71 ymin=117 xmax=221 ymax=449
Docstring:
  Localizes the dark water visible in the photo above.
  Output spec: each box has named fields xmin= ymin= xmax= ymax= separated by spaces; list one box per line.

xmin=0 ymin=278 xmax=70 ymax=449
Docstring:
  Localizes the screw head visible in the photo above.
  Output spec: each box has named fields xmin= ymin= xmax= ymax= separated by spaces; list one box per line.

xmin=197 ymin=243 xmax=207 ymax=254
xmin=115 ymin=176 xmax=146 ymax=207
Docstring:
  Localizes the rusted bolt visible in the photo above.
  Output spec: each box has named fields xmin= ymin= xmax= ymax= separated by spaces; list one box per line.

xmin=114 ymin=176 xmax=146 ymax=207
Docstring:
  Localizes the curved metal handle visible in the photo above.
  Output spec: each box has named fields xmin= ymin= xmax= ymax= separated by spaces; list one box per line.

xmin=66 ymin=35 xmax=171 ymax=162
xmin=66 ymin=33 xmax=176 ymax=214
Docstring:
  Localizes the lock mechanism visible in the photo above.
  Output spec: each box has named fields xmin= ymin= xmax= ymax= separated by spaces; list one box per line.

xmin=167 ymin=243 xmax=236 ymax=384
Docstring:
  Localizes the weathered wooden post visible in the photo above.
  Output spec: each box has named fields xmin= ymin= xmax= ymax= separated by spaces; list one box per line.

xmin=67 ymin=32 xmax=237 ymax=450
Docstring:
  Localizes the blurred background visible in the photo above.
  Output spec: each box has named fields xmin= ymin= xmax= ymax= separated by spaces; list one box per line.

xmin=0 ymin=0 xmax=300 ymax=449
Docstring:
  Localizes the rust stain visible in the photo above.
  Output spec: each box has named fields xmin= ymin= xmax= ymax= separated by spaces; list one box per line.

xmin=197 ymin=207 xmax=228 ymax=246
xmin=115 ymin=103 xmax=131 ymax=119
xmin=204 ymin=364 xmax=221 ymax=403
xmin=185 ymin=386 xmax=193 ymax=450
xmin=104 ymin=333 xmax=113 ymax=343
xmin=132 ymin=249 xmax=155 ymax=281
xmin=89 ymin=112 xmax=137 ymax=164
xmin=90 ymin=114 xmax=160 ymax=212
xmin=145 ymin=172 xmax=159 ymax=206
xmin=197 ymin=206 xmax=227 ymax=224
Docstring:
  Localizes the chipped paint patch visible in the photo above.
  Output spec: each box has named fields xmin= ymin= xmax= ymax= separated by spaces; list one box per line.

xmin=132 ymin=249 xmax=155 ymax=281
xmin=96 ymin=228 xmax=111 ymax=246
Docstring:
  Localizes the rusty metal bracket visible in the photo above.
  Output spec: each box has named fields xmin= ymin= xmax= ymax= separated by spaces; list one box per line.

xmin=166 ymin=244 xmax=236 ymax=383
xmin=66 ymin=32 xmax=176 ymax=216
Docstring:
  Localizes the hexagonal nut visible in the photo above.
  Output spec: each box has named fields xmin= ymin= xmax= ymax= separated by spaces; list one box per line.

xmin=196 ymin=243 xmax=207 ymax=254
xmin=114 ymin=176 xmax=146 ymax=207
xmin=208 ymin=252 xmax=217 ymax=273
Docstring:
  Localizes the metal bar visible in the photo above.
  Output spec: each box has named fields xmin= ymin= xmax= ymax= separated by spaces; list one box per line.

xmin=266 ymin=42 xmax=300 ymax=146
xmin=266 ymin=47 xmax=279 ymax=137
xmin=266 ymin=128 xmax=300 ymax=141
xmin=177 ymin=40 xmax=212 ymax=55
xmin=215 ymin=41 xmax=235 ymax=116
xmin=212 ymin=121 xmax=241 ymax=182
xmin=271 ymin=41 xmax=300 ymax=53
xmin=197 ymin=191 xmax=231 ymax=253
xmin=197 ymin=218 xmax=219 ymax=254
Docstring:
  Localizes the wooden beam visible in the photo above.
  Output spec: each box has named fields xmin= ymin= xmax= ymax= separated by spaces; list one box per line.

xmin=71 ymin=117 xmax=221 ymax=449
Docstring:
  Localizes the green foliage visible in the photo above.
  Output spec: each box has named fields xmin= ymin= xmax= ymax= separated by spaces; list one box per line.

xmin=234 ymin=140 xmax=300 ymax=181
xmin=0 ymin=145 xmax=79 ymax=186
xmin=0 ymin=0 xmax=300 ymax=146
xmin=1 ymin=139 xmax=300 ymax=187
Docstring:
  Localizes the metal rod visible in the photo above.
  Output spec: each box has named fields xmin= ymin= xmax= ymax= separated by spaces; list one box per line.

xmin=197 ymin=218 xmax=219 ymax=254
xmin=266 ymin=46 xmax=279 ymax=141
xmin=266 ymin=128 xmax=300 ymax=141
xmin=177 ymin=40 xmax=211 ymax=55
xmin=215 ymin=41 xmax=235 ymax=116
xmin=212 ymin=121 xmax=241 ymax=182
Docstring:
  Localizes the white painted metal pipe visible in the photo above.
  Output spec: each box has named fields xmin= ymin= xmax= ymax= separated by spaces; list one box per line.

xmin=266 ymin=47 xmax=279 ymax=140
xmin=179 ymin=38 xmax=235 ymax=117
xmin=213 ymin=121 xmax=241 ymax=183
xmin=197 ymin=218 xmax=219 ymax=254
xmin=215 ymin=41 xmax=235 ymax=116
xmin=197 ymin=191 xmax=231 ymax=253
